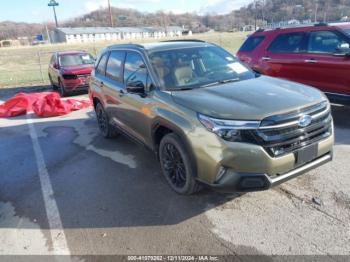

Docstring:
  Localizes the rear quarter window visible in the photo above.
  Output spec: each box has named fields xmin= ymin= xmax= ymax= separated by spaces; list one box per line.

xmin=95 ymin=52 xmax=109 ymax=75
xmin=239 ymin=36 xmax=265 ymax=52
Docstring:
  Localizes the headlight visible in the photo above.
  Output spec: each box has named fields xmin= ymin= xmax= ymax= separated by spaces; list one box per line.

xmin=198 ymin=113 xmax=260 ymax=142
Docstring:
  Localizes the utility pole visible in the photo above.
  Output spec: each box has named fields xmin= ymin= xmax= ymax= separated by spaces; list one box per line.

xmin=314 ymin=0 xmax=318 ymax=23
xmin=108 ymin=0 xmax=114 ymax=27
xmin=45 ymin=24 xmax=51 ymax=44
xmin=48 ymin=0 xmax=59 ymax=28
xmin=254 ymin=0 xmax=257 ymax=30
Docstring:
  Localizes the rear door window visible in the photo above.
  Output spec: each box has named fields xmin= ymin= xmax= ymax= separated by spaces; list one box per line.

xmin=96 ymin=53 xmax=109 ymax=75
xmin=239 ymin=36 xmax=265 ymax=52
xmin=106 ymin=51 xmax=125 ymax=82
xmin=268 ymin=32 xmax=306 ymax=53
xmin=307 ymin=30 xmax=350 ymax=54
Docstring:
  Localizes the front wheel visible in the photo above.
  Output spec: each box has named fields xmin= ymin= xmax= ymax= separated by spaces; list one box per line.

xmin=159 ymin=133 xmax=201 ymax=195
xmin=59 ymin=80 xmax=69 ymax=97
xmin=49 ymin=75 xmax=58 ymax=90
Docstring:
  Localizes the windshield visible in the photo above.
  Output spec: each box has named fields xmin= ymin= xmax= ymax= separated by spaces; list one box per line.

xmin=149 ymin=46 xmax=255 ymax=90
xmin=59 ymin=53 xmax=95 ymax=67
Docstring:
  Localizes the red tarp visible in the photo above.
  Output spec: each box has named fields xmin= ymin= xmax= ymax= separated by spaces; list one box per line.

xmin=0 ymin=92 xmax=91 ymax=118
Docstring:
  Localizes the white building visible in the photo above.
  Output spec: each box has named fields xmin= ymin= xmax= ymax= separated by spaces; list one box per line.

xmin=50 ymin=26 xmax=184 ymax=44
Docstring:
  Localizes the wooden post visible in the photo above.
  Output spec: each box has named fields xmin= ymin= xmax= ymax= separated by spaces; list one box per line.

xmin=37 ymin=51 xmax=45 ymax=83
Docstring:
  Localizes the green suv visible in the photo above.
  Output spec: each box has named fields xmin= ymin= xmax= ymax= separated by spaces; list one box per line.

xmin=89 ymin=40 xmax=334 ymax=195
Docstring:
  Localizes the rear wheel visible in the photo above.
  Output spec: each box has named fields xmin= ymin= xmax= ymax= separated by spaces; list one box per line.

xmin=159 ymin=133 xmax=200 ymax=195
xmin=95 ymin=103 xmax=118 ymax=138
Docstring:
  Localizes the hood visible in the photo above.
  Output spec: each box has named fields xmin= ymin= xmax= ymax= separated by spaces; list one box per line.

xmin=61 ymin=64 xmax=93 ymax=75
xmin=171 ymin=76 xmax=327 ymax=120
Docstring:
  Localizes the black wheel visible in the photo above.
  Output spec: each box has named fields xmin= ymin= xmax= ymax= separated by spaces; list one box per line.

xmin=49 ymin=75 xmax=58 ymax=90
xmin=159 ymin=133 xmax=200 ymax=195
xmin=59 ymin=80 xmax=69 ymax=97
xmin=95 ymin=103 xmax=118 ymax=138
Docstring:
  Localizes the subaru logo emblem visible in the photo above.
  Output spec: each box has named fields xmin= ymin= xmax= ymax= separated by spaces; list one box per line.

xmin=298 ymin=115 xmax=312 ymax=127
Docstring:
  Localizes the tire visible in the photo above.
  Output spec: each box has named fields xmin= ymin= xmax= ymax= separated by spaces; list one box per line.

xmin=59 ymin=80 xmax=69 ymax=97
xmin=95 ymin=103 xmax=118 ymax=138
xmin=159 ymin=133 xmax=201 ymax=195
xmin=49 ymin=75 xmax=58 ymax=90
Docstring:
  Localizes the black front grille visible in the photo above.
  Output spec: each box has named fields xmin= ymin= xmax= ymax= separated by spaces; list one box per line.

xmin=252 ymin=101 xmax=332 ymax=157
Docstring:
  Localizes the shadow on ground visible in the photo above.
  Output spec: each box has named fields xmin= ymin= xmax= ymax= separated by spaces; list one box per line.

xmin=0 ymin=113 xmax=239 ymax=231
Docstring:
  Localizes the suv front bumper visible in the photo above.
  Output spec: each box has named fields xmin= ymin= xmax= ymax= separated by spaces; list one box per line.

xmin=190 ymin=127 xmax=334 ymax=192
xmin=208 ymin=152 xmax=332 ymax=192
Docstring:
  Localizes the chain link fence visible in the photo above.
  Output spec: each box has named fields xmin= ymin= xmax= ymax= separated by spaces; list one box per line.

xmin=0 ymin=43 xmax=101 ymax=88
xmin=0 ymin=51 xmax=52 ymax=87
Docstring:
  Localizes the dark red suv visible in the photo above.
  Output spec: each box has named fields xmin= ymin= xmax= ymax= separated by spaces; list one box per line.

xmin=237 ymin=22 xmax=350 ymax=98
xmin=48 ymin=51 xmax=95 ymax=96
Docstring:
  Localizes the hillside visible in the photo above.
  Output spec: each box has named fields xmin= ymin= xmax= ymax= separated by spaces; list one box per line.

xmin=0 ymin=21 xmax=54 ymax=41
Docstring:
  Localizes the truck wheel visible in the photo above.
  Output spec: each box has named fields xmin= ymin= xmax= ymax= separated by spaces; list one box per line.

xmin=159 ymin=133 xmax=201 ymax=195
xmin=95 ymin=103 xmax=118 ymax=138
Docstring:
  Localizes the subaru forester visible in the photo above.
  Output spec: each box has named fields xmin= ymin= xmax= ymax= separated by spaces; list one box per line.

xmin=89 ymin=40 xmax=333 ymax=195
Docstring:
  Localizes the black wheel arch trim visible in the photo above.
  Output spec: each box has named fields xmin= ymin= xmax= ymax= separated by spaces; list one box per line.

xmin=151 ymin=118 xmax=198 ymax=178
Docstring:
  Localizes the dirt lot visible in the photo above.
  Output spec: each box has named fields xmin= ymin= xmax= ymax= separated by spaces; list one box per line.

xmin=0 ymin=87 xmax=349 ymax=260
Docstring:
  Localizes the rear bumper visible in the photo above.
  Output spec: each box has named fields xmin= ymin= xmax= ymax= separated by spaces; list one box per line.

xmin=206 ymin=152 xmax=332 ymax=193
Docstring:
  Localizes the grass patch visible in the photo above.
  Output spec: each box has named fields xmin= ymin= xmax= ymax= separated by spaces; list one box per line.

xmin=0 ymin=32 xmax=249 ymax=88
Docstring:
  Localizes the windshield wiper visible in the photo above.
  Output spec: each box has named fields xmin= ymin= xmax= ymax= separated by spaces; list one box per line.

xmin=200 ymin=78 xmax=239 ymax=88
xmin=167 ymin=87 xmax=195 ymax=91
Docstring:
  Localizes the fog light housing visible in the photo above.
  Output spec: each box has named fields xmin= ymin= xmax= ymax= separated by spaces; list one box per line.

xmin=215 ymin=166 xmax=227 ymax=183
xmin=238 ymin=176 xmax=268 ymax=190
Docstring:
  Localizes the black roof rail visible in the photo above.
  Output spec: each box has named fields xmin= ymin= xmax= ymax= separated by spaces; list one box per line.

xmin=108 ymin=43 xmax=145 ymax=49
xmin=161 ymin=39 xmax=206 ymax=43
xmin=314 ymin=22 xmax=328 ymax=26
xmin=256 ymin=28 xmax=265 ymax=32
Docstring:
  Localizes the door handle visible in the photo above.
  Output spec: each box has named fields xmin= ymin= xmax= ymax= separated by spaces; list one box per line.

xmin=262 ymin=56 xmax=271 ymax=61
xmin=305 ymin=59 xmax=317 ymax=64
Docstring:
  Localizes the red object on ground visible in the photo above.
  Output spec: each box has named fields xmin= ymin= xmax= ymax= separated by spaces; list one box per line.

xmin=0 ymin=92 xmax=91 ymax=118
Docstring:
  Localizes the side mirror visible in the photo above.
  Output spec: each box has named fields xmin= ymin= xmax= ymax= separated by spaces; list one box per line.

xmin=53 ymin=63 xmax=60 ymax=69
xmin=334 ymin=43 xmax=350 ymax=57
xmin=125 ymin=64 xmax=147 ymax=94
xmin=126 ymin=81 xmax=145 ymax=94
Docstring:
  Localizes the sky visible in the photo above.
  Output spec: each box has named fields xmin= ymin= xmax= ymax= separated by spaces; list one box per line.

xmin=0 ymin=0 xmax=249 ymax=23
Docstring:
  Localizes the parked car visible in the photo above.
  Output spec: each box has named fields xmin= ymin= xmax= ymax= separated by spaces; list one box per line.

xmin=236 ymin=22 xmax=350 ymax=99
xmin=89 ymin=40 xmax=333 ymax=195
xmin=48 ymin=51 xmax=95 ymax=96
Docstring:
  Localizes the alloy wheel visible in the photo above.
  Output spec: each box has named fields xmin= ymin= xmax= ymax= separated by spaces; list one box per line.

xmin=161 ymin=143 xmax=187 ymax=188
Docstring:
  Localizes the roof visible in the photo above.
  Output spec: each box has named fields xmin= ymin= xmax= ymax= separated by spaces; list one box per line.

xmin=55 ymin=26 xmax=184 ymax=35
xmin=255 ymin=22 xmax=350 ymax=34
xmin=56 ymin=50 xmax=88 ymax=55
xmin=107 ymin=40 xmax=213 ymax=52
